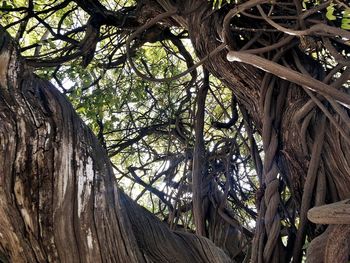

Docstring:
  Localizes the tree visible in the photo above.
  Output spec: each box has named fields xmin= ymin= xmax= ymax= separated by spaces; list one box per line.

xmin=0 ymin=0 xmax=349 ymax=262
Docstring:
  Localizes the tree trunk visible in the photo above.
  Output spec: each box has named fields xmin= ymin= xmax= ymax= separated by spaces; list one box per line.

xmin=0 ymin=27 xmax=232 ymax=262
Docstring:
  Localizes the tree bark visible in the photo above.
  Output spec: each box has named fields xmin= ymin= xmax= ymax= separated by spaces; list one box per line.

xmin=0 ymin=27 xmax=232 ymax=263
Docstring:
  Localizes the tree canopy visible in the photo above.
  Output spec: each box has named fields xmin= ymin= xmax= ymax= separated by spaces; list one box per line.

xmin=0 ymin=0 xmax=350 ymax=262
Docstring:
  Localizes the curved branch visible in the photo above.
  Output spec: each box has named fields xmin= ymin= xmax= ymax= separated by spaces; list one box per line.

xmin=308 ymin=199 xmax=350 ymax=225
xmin=226 ymin=51 xmax=350 ymax=106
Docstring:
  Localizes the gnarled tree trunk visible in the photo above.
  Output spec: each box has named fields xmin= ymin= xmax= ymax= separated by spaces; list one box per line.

xmin=0 ymin=27 xmax=232 ymax=263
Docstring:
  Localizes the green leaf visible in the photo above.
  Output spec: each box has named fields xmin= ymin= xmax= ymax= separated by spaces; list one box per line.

xmin=2 ymin=0 xmax=12 ymax=9
xmin=302 ymin=0 xmax=309 ymax=9
xmin=47 ymin=39 xmax=56 ymax=49
xmin=341 ymin=9 xmax=350 ymax=30
xmin=344 ymin=8 xmax=350 ymax=18
xmin=341 ymin=18 xmax=350 ymax=30
xmin=326 ymin=4 xmax=336 ymax=21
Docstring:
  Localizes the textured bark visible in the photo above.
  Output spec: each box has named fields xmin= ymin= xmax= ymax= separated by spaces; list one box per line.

xmin=306 ymin=225 xmax=350 ymax=263
xmin=0 ymin=27 xmax=232 ymax=262
xmin=306 ymin=200 xmax=350 ymax=263
xmin=192 ymin=70 xmax=209 ymax=237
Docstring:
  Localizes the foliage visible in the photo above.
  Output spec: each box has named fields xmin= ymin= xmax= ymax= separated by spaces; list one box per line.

xmin=303 ymin=0 xmax=350 ymax=30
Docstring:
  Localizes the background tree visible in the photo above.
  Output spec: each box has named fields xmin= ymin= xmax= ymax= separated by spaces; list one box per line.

xmin=0 ymin=0 xmax=349 ymax=262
